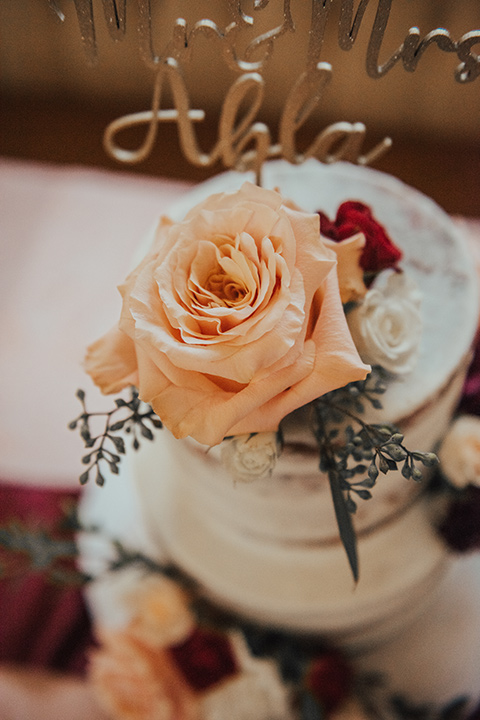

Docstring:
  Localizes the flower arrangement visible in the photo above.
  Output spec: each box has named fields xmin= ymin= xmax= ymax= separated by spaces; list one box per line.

xmin=76 ymin=181 xmax=437 ymax=579
xmin=85 ymin=183 xmax=371 ymax=447
xmin=83 ymin=537 xmax=480 ymax=720
xmin=88 ymin=563 xmax=355 ymax=720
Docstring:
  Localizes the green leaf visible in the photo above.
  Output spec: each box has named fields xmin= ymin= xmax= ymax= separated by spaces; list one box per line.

xmin=378 ymin=454 xmax=391 ymax=474
xmin=140 ymin=424 xmax=154 ymax=441
xmin=383 ymin=443 xmax=407 ymax=461
xmin=95 ymin=468 xmax=105 ymax=487
xmin=416 ymin=451 xmax=438 ymax=467
xmin=412 ymin=467 xmax=423 ymax=481
xmin=355 ymin=489 xmax=372 ymax=500
xmin=328 ymin=472 xmax=359 ymax=582
xmin=80 ymin=426 xmax=91 ymax=442
xmin=359 ymin=475 xmax=377 ymax=489
xmin=111 ymin=436 xmax=126 ymax=454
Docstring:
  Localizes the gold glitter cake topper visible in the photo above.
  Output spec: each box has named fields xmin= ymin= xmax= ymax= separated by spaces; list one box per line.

xmin=50 ymin=0 xmax=480 ymax=183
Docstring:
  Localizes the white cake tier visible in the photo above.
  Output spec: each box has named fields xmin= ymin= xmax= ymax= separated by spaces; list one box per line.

xmin=110 ymin=160 xmax=477 ymax=648
xmin=133 ymin=429 xmax=448 ymax=648
xmin=82 ymin=160 xmax=479 ymax=684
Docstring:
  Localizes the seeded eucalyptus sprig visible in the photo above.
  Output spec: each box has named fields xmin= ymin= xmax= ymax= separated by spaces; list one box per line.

xmin=313 ymin=368 xmax=438 ymax=580
xmin=69 ymin=387 xmax=162 ymax=486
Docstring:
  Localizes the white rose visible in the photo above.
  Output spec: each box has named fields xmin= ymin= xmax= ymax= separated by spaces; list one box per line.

xmin=201 ymin=633 xmax=291 ymax=720
xmin=439 ymin=415 xmax=480 ymax=489
xmin=221 ymin=432 xmax=280 ymax=483
xmin=347 ymin=271 xmax=422 ymax=375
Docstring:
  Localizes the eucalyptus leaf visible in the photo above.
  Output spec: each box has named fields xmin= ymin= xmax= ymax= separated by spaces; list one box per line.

xmin=329 ymin=472 xmax=359 ymax=582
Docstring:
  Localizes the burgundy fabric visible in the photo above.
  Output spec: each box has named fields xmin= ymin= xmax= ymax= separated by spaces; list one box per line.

xmin=0 ymin=483 xmax=93 ymax=674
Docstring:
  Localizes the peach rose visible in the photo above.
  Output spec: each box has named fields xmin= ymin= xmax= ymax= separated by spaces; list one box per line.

xmin=89 ymin=631 xmax=199 ymax=720
xmin=439 ymin=415 xmax=480 ymax=489
xmin=86 ymin=183 xmax=369 ymax=446
xmin=127 ymin=576 xmax=194 ymax=648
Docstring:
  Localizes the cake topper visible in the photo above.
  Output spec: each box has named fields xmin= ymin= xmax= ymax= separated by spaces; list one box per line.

xmin=48 ymin=0 xmax=480 ymax=184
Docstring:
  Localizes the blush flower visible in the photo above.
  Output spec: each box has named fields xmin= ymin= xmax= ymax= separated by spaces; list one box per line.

xmin=346 ymin=272 xmax=422 ymax=375
xmin=89 ymin=631 xmax=199 ymax=720
xmin=127 ymin=575 xmax=194 ymax=649
xmin=220 ymin=432 xmax=281 ymax=482
xmin=439 ymin=415 xmax=480 ymax=489
xmin=86 ymin=183 xmax=369 ymax=446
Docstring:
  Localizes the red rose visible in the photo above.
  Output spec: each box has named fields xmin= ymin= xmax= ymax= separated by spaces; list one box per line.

xmin=319 ymin=201 xmax=402 ymax=279
xmin=170 ymin=627 xmax=237 ymax=691
xmin=438 ymin=485 xmax=480 ymax=553
xmin=306 ymin=650 xmax=353 ymax=712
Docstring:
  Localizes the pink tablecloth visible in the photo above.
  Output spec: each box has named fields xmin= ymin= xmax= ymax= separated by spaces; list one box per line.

xmin=0 ymin=158 xmax=190 ymax=674
xmin=0 ymin=158 xmax=191 ymax=488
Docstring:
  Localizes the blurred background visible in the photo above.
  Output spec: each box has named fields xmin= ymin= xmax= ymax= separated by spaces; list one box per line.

xmin=1 ymin=0 xmax=479 ymax=215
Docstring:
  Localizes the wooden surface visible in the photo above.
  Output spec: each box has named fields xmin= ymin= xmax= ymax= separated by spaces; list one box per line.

xmin=1 ymin=93 xmax=479 ymax=218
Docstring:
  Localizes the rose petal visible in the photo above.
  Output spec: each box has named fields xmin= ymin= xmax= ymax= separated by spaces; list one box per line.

xmin=85 ymin=327 xmax=138 ymax=394
xmin=323 ymin=232 xmax=367 ymax=303
xmin=87 ymin=183 xmax=370 ymax=445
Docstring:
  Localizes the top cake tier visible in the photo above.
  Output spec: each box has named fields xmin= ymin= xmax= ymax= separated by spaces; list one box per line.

xmin=166 ymin=159 xmax=478 ymax=427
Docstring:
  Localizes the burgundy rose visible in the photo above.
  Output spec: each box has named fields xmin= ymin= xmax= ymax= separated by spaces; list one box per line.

xmin=459 ymin=333 xmax=480 ymax=417
xmin=170 ymin=627 xmax=237 ymax=691
xmin=319 ymin=201 xmax=402 ymax=279
xmin=467 ymin=699 xmax=480 ymax=720
xmin=305 ymin=650 xmax=353 ymax=712
xmin=438 ymin=485 xmax=480 ymax=552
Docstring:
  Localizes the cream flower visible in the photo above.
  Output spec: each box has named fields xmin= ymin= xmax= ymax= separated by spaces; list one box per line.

xmin=220 ymin=432 xmax=280 ymax=482
xmin=127 ymin=575 xmax=194 ymax=648
xmin=86 ymin=183 xmax=369 ymax=446
xmin=439 ymin=414 xmax=480 ymax=488
xmin=89 ymin=632 xmax=199 ymax=720
xmin=200 ymin=632 xmax=291 ymax=720
xmin=346 ymin=271 xmax=422 ymax=375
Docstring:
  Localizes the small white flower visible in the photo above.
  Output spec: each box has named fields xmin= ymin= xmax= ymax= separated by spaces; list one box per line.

xmin=220 ymin=432 xmax=280 ymax=483
xmin=201 ymin=633 xmax=291 ymax=720
xmin=439 ymin=415 xmax=480 ymax=489
xmin=347 ymin=271 xmax=422 ymax=375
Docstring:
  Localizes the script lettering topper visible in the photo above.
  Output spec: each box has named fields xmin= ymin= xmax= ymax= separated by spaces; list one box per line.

xmin=49 ymin=0 xmax=480 ymax=182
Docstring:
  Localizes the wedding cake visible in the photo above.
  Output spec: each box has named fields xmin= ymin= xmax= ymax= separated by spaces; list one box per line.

xmin=79 ymin=159 xmax=480 ymax=719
